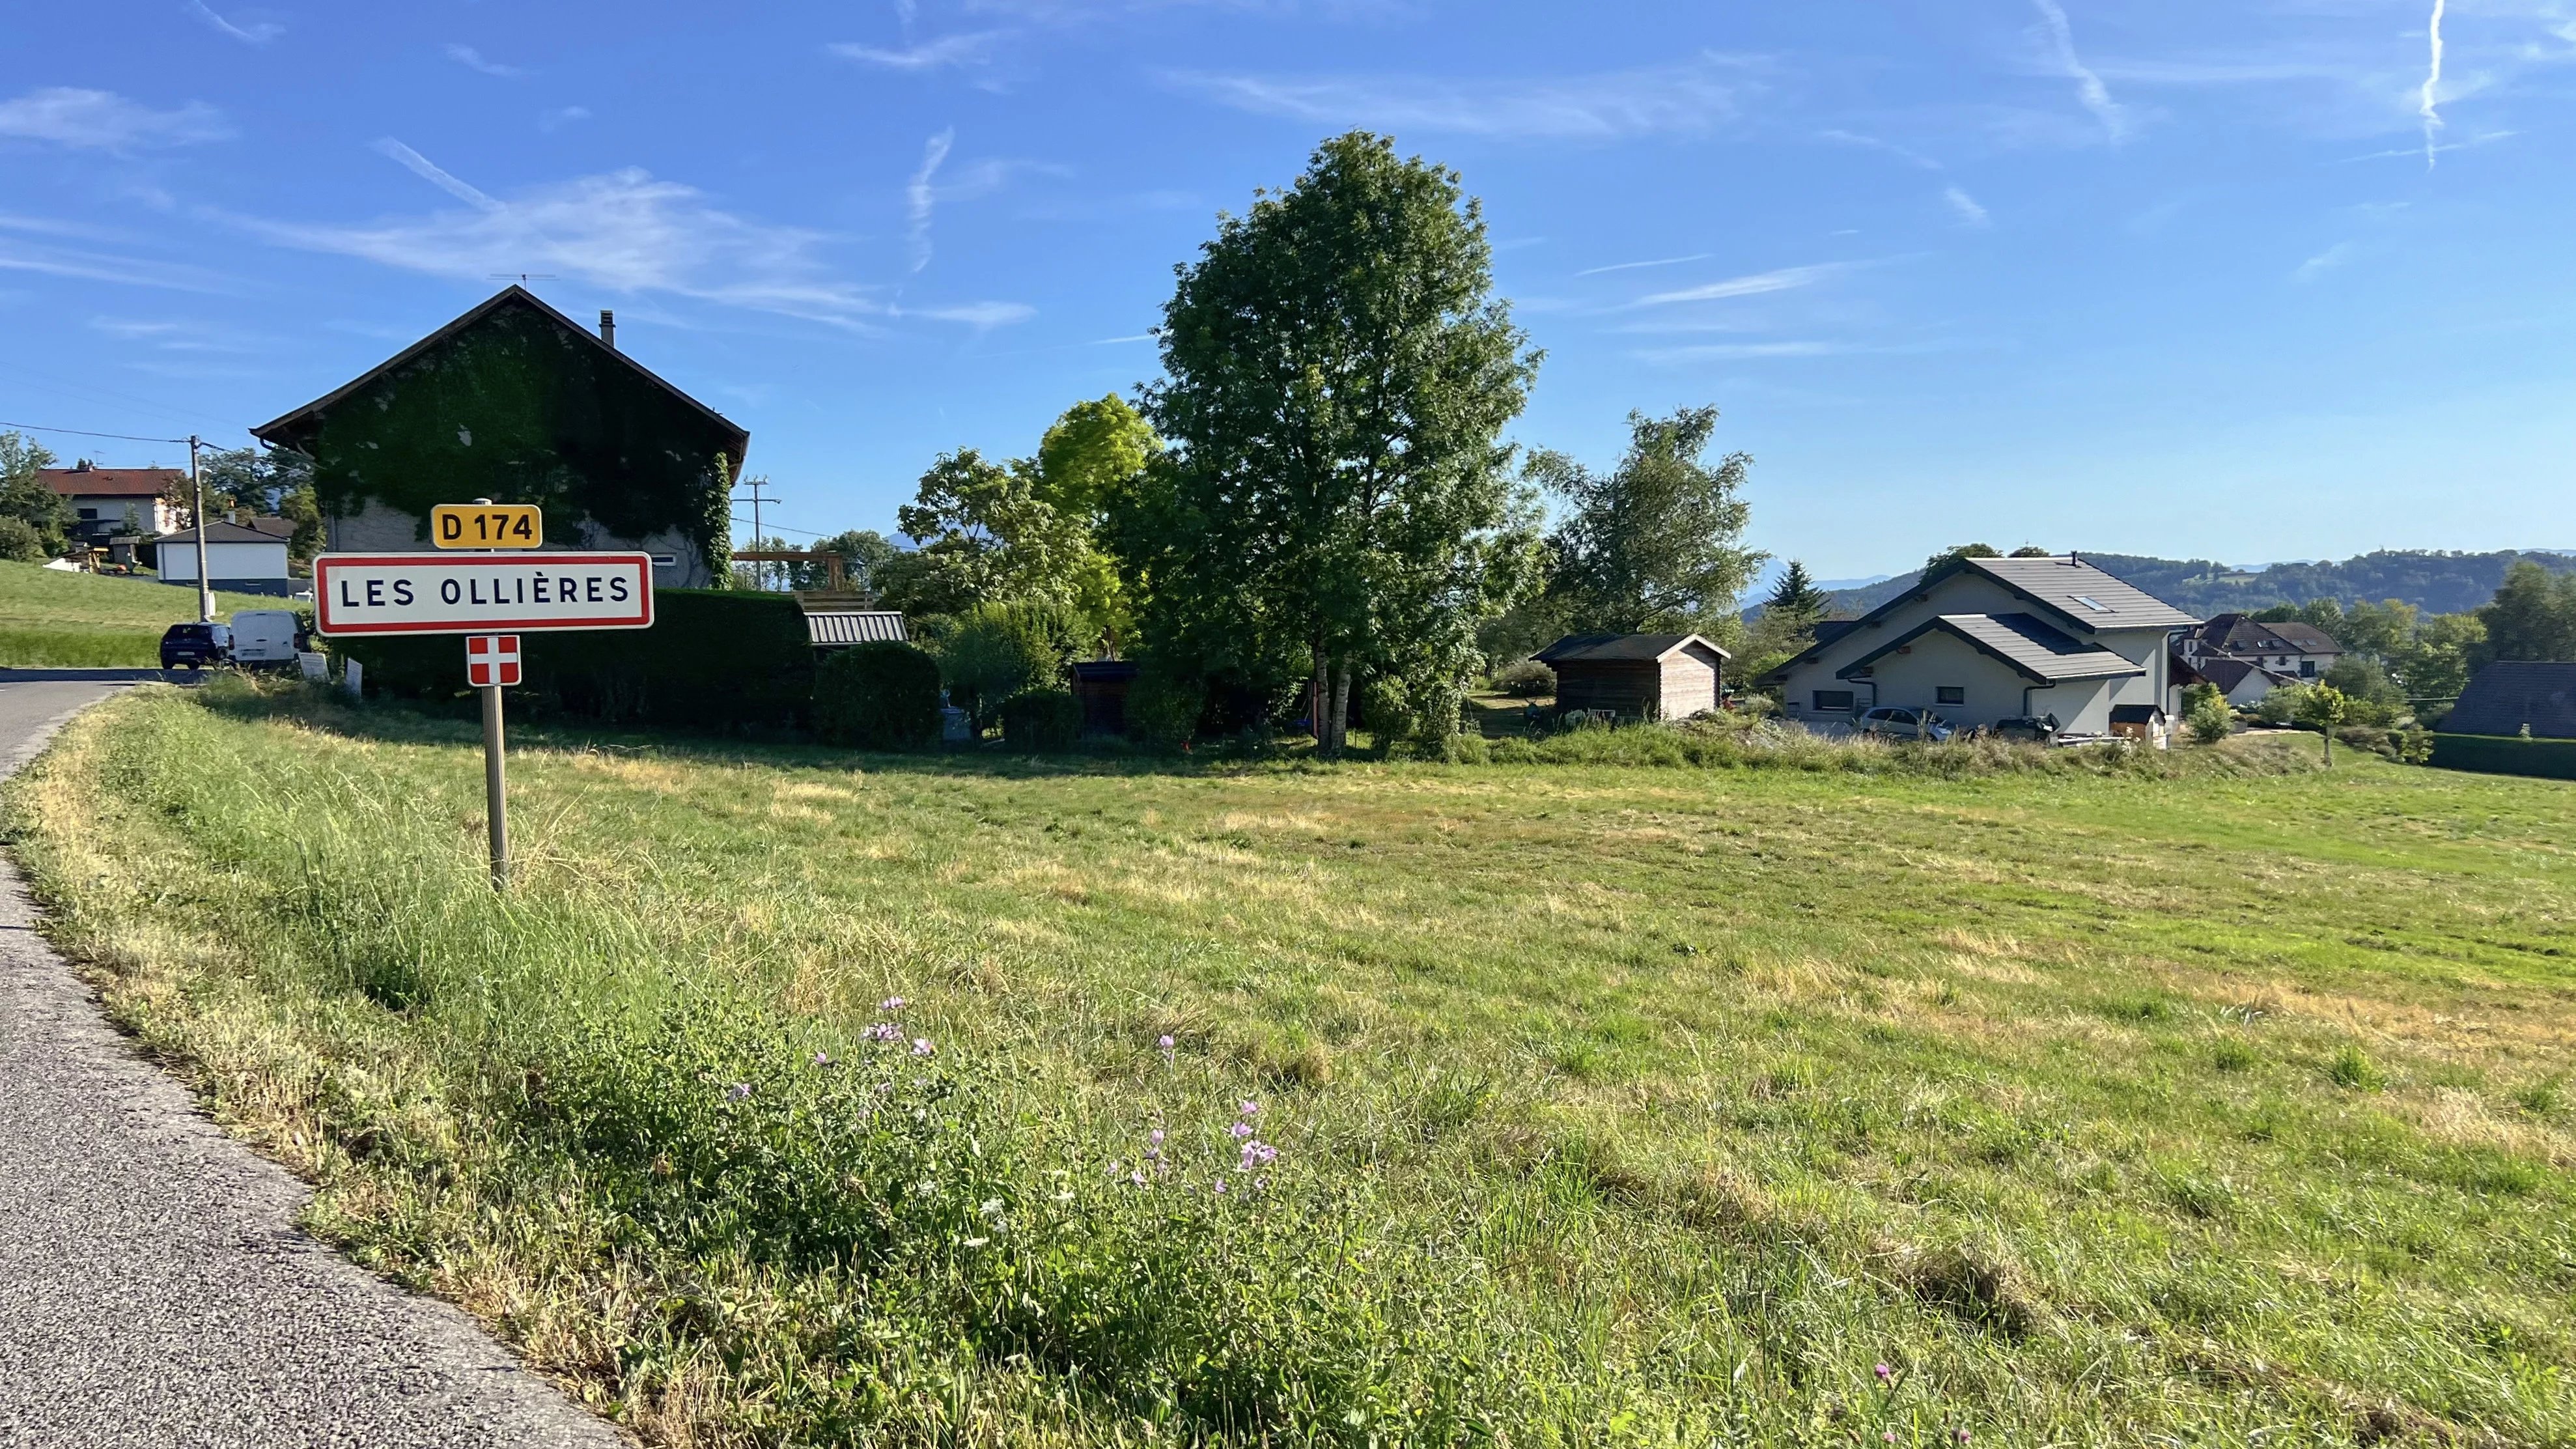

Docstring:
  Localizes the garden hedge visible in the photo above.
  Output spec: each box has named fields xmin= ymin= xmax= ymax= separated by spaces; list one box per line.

xmin=339 ymin=589 xmax=814 ymax=732
xmin=2429 ymin=732 xmax=2576 ymax=781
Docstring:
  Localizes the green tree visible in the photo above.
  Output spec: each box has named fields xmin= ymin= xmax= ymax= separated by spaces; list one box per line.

xmin=0 ymin=516 xmax=46 ymax=562
xmin=1031 ymin=396 xmax=1158 ymax=648
xmin=813 ymin=529 xmax=901 ymax=594
xmin=1538 ymin=406 xmax=1763 ymax=636
xmin=2475 ymin=561 xmax=2576 ymax=665
xmin=1763 ymin=560 xmax=1828 ymax=623
xmin=198 ymin=444 xmax=323 ymax=559
xmin=2297 ymin=683 xmax=2350 ymax=764
xmin=2184 ymin=684 xmax=2233 ymax=745
xmin=0 ymin=432 xmax=68 ymax=556
xmin=1123 ymin=132 xmax=1540 ymax=756
xmin=940 ymin=600 xmax=1081 ymax=729
xmin=2390 ymin=612 xmax=2485 ymax=701
xmin=2007 ymin=544 xmax=2052 ymax=558
xmin=889 ymin=448 xmax=1091 ymax=619
xmin=1925 ymin=542 xmax=2002 ymax=572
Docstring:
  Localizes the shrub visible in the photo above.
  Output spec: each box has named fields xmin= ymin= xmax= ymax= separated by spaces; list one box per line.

xmin=2254 ymin=684 xmax=2308 ymax=729
xmin=814 ymin=641 xmax=942 ymax=750
xmin=998 ymin=688 xmax=1081 ymax=752
xmin=1358 ymin=675 xmax=1413 ymax=741
xmin=1124 ymin=664 xmax=1203 ymax=750
xmin=1491 ymin=659 xmax=1554 ymax=697
xmin=941 ymin=601 xmax=1076 ymax=727
xmin=2186 ymin=692 xmax=2234 ymax=745
xmin=0 ymin=517 xmax=46 ymax=563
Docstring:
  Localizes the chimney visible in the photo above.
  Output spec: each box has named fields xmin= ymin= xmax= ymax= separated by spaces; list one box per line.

xmin=598 ymin=309 xmax=616 ymax=350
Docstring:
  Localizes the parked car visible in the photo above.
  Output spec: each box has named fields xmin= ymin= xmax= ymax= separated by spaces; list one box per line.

xmin=227 ymin=609 xmax=308 ymax=669
xmin=1857 ymin=705 xmax=1953 ymax=742
xmin=1991 ymin=713 xmax=2062 ymax=744
xmin=158 ymin=621 xmax=231 ymax=670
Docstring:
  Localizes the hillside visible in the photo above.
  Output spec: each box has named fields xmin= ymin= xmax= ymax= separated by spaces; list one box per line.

xmin=1809 ymin=549 xmax=2576 ymax=620
xmin=0 ymin=561 xmax=294 ymax=667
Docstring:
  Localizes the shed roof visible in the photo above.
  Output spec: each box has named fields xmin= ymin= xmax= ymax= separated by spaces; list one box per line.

xmin=147 ymin=520 xmax=294 ymax=546
xmin=2443 ymin=662 xmax=2576 ymax=739
xmin=1535 ymin=632 xmax=1730 ymax=664
xmin=2110 ymin=704 xmax=2168 ymax=724
xmin=1837 ymin=612 xmax=2146 ymax=684
xmin=804 ymin=611 xmax=909 ymax=647
xmin=43 ymin=466 xmax=182 ymax=498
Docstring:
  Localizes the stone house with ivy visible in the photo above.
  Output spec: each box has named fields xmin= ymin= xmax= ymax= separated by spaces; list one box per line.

xmin=253 ymin=285 xmax=747 ymax=589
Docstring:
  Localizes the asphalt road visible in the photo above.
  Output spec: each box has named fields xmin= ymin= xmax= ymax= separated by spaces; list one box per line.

xmin=0 ymin=675 xmax=624 ymax=1448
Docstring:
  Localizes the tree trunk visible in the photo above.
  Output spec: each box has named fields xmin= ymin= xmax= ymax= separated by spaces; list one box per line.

xmin=1309 ymin=648 xmax=1329 ymax=751
xmin=1328 ymin=662 xmax=1353 ymax=758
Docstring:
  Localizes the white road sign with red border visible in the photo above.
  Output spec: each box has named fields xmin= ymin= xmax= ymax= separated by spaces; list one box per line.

xmin=313 ymin=552 xmax=654 ymax=636
xmin=466 ymin=635 xmax=522 ymax=688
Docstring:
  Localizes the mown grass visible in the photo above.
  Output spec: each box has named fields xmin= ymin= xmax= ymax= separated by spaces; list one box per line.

xmin=0 ymin=559 xmax=285 ymax=666
xmin=6 ymin=681 xmax=2572 ymax=1447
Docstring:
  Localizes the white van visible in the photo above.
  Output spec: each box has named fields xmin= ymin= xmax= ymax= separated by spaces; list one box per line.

xmin=229 ymin=610 xmax=307 ymax=668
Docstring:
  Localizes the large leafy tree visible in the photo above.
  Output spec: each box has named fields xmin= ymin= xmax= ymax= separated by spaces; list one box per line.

xmin=0 ymin=432 xmax=68 ymax=556
xmin=1123 ymin=132 xmax=1539 ymax=753
xmin=2475 ymin=561 xmax=2576 ymax=665
xmin=886 ymin=448 xmax=1091 ymax=621
xmin=198 ymin=444 xmax=322 ymax=559
xmin=814 ymin=529 xmax=901 ymax=594
xmin=1537 ymin=406 xmax=1762 ymax=637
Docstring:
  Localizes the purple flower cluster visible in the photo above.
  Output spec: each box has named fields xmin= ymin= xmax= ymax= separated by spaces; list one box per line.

xmin=1231 ymin=1100 xmax=1278 ymax=1177
xmin=863 ymin=1022 xmax=902 ymax=1043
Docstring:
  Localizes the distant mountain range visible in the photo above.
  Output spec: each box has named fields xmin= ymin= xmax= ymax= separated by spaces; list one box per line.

xmin=1795 ymin=550 xmax=2576 ymax=620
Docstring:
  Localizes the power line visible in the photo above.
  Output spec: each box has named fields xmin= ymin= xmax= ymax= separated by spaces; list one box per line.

xmin=0 ymin=420 xmax=192 ymax=444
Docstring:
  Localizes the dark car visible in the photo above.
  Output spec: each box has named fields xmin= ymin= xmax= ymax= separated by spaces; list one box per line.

xmin=1992 ymin=713 xmax=2062 ymax=744
xmin=159 ymin=622 xmax=230 ymax=671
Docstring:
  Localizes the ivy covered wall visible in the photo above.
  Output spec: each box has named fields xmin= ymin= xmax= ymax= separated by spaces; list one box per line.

xmin=262 ymin=295 xmax=741 ymax=580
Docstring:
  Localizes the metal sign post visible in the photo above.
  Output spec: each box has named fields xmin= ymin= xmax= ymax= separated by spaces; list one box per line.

xmin=311 ymin=510 xmax=652 ymax=892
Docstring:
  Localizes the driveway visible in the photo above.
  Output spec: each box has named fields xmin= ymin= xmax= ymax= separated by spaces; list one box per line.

xmin=0 ymin=676 xmax=623 ymax=1448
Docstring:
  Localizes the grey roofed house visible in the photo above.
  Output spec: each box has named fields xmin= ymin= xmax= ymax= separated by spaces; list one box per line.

xmin=2442 ymin=662 xmax=2576 ymax=739
xmin=1836 ymin=613 xmax=2144 ymax=683
xmin=1962 ymin=555 xmax=2200 ymax=632
xmin=2181 ymin=652 xmax=2300 ymax=702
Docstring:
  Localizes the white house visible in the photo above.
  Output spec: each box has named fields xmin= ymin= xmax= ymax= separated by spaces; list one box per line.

xmin=151 ymin=520 xmax=296 ymax=597
xmin=2173 ymin=613 xmax=2342 ymax=707
xmin=41 ymin=464 xmax=183 ymax=550
xmin=1763 ymin=555 xmax=2198 ymax=737
xmin=2175 ymin=653 xmax=2301 ymax=710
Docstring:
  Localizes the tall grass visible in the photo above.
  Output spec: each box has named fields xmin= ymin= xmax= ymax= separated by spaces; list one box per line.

xmin=7 ymin=681 xmax=2570 ymax=1446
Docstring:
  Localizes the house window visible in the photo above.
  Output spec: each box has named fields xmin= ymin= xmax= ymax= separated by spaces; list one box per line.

xmin=2299 ymin=660 xmax=2316 ymax=678
xmin=1936 ymin=686 xmax=1965 ymax=705
xmin=650 ymin=554 xmax=679 ymax=568
xmin=1812 ymin=690 xmax=1855 ymax=712
xmin=77 ymin=507 xmax=98 ymax=519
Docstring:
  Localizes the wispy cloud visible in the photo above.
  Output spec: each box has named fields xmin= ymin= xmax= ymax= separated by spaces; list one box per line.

xmin=89 ymin=316 xmax=264 ymax=352
xmin=830 ymin=33 xmax=1008 ymax=70
xmin=1818 ymin=129 xmax=1942 ymax=171
xmin=2340 ymin=128 xmax=2513 ymax=163
xmin=540 ymin=106 xmax=592 ymax=133
xmin=2420 ymin=0 xmax=2447 ymax=169
xmin=906 ymin=128 xmax=954 ymax=273
xmin=231 ymin=150 xmax=1029 ymax=332
xmin=1634 ymin=341 xmax=1854 ymax=363
xmin=0 ymin=87 xmax=230 ymax=151
xmin=1576 ymin=253 xmax=1711 ymax=277
xmin=1627 ymin=263 xmax=1849 ymax=309
xmin=0 ymin=236 xmax=232 ymax=291
xmin=445 ymin=44 xmax=526 ymax=79
xmin=2293 ymin=241 xmax=2354 ymax=282
xmin=1943 ymin=186 xmax=1991 ymax=227
xmin=374 ymin=138 xmax=500 ymax=211
xmin=1088 ymin=333 xmax=1153 ymax=345
xmin=2029 ymin=0 xmax=2128 ymax=141
xmin=1166 ymin=52 xmax=1758 ymax=139
xmin=186 ymin=0 xmax=282 ymax=45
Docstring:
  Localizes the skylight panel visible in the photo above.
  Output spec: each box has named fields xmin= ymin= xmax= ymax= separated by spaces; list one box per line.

xmin=2073 ymin=595 xmax=2112 ymax=612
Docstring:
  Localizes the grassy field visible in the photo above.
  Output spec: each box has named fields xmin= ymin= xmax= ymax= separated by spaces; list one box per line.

xmin=7 ymin=682 xmax=2571 ymax=1447
xmin=0 ymin=559 xmax=288 ymax=666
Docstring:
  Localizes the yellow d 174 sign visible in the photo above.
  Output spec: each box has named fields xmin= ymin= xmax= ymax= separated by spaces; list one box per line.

xmin=432 ymin=503 xmax=543 ymax=549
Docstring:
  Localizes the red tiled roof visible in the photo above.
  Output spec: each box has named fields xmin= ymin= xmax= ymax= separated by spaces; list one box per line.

xmin=41 ymin=467 xmax=184 ymax=498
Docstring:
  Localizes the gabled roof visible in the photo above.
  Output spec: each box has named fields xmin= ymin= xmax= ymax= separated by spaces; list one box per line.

xmin=2189 ymin=654 xmax=2299 ymax=692
xmin=1836 ymin=613 xmax=2146 ymax=684
xmin=1535 ymin=632 xmax=1731 ymax=664
xmin=42 ymin=467 xmax=181 ymax=499
xmin=1961 ymin=556 xmax=2200 ymax=631
xmin=1763 ymin=554 xmax=2194 ymax=684
xmin=2444 ymin=662 xmax=2576 ymax=739
xmin=2192 ymin=613 xmax=2341 ymax=655
xmin=147 ymin=520 xmax=292 ymax=545
xmin=250 ymin=285 xmax=748 ymax=477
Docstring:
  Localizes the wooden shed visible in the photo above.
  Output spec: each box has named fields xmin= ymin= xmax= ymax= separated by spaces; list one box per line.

xmin=1070 ymin=659 xmax=1140 ymax=736
xmin=1533 ymin=633 xmax=1729 ymax=721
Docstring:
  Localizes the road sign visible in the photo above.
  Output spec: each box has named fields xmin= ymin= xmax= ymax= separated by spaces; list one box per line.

xmin=466 ymin=634 xmax=522 ymax=688
xmin=432 ymin=502 xmax=544 ymax=549
xmin=313 ymin=552 xmax=653 ymax=637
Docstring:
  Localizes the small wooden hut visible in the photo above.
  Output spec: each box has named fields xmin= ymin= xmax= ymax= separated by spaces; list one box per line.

xmin=1070 ymin=659 xmax=1140 ymax=736
xmin=1533 ymin=633 xmax=1729 ymax=721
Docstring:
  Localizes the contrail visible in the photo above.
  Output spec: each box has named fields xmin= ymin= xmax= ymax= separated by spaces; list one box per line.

xmin=2420 ymin=0 xmax=2446 ymax=169
xmin=906 ymin=128 xmax=953 ymax=274
xmin=2031 ymin=0 xmax=2126 ymax=141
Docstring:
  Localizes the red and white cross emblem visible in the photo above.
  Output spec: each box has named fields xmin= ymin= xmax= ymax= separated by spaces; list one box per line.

xmin=466 ymin=634 xmax=522 ymax=688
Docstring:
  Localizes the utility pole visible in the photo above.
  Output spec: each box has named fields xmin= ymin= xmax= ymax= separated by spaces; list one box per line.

xmin=186 ymin=436 xmax=212 ymax=623
xmin=734 ymin=477 xmax=780 ymax=590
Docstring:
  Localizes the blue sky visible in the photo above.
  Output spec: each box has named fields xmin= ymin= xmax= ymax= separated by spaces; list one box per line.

xmin=3 ymin=0 xmax=2572 ymax=578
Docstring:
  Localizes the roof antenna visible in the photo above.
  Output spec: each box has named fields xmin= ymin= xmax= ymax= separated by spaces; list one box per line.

xmin=487 ymin=273 xmax=558 ymax=287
